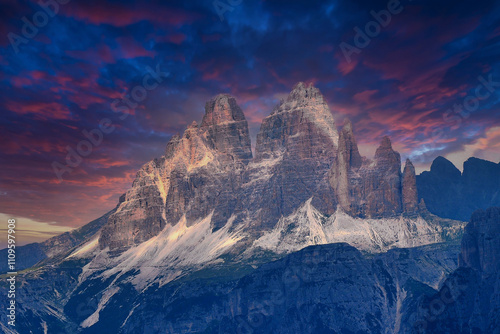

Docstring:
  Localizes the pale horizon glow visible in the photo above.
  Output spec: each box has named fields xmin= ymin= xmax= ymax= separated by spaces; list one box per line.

xmin=0 ymin=213 xmax=73 ymax=249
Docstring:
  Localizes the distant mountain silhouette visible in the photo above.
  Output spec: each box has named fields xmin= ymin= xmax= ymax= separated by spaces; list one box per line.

xmin=417 ymin=156 xmax=500 ymax=221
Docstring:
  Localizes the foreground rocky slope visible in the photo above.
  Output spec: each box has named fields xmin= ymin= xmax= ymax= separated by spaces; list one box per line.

xmin=0 ymin=240 xmax=461 ymax=334
xmin=409 ymin=207 xmax=500 ymax=333
xmin=90 ymin=242 xmax=460 ymax=334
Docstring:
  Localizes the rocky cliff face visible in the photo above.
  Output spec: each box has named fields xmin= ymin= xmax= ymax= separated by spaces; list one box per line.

xmin=100 ymin=82 xmax=342 ymax=249
xmin=330 ymin=122 xmax=419 ymax=218
xmin=403 ymin=159 xmax=418 ymax=214
xmin=99 ymin=94 xmax=253 ymax=250
xmin=330 ymin=119 xmax=362 ymax=213
xmin=410 ymin=207 xmax=500 ymax=333
xmin=459 ymin=207 xmax=500 ymax=275
xmin=417 ymin=156 xmax=500 ymax=221
xmin=239 ymin=82 xmax=339 ymax=230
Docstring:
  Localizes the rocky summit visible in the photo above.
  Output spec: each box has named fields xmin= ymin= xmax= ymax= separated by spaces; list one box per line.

xmin=0 ymin=83 xmax=474 ymax=334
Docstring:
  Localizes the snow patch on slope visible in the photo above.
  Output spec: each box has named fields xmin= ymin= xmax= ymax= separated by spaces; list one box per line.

xmin=253 ymin=198 xmax=445 ymax=254
xmin=244 ymin=152 xmax=283 ymax=186
xmin=81 ymin=286 xmax=120 ymax=328
xmin=83 ymin=213 xmax=245 ymax=289
xmin=66 ymin=237 xmax=99 ymax=259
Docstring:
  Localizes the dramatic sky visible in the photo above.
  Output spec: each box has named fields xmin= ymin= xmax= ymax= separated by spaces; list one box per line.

xmin=1 ymin=0 xmax=499 ymax=246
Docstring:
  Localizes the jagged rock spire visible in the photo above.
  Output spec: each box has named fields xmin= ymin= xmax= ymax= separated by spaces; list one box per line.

xmin=331 ymin=132 xmax=410 ymax=218
xmin=331 ymin=119 xmax=362 ymax=213
xmin=402 ymin=158 xmax=418 ymax=214
xmin=338 ymin=119 xmax=362 ymax=169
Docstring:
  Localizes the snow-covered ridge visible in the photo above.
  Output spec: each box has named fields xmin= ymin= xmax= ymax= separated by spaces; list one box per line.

xmin=252 ymin=198 xmax=458 ymax=254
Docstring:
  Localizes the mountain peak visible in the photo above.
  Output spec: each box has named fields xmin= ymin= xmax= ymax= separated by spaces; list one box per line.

xmin=187 ymin=120 xmax=198 ymax=129
xmin=404 ymin=158 xmax=414 ymax=169
xmin=379 ymin=136 xmax=392 ymax=149
xmin=375 ymin=136 xmax=400 ymax=168
xmin=256 ymin=82 xmax=338 ymax=161
xmin=201 ymin=94 xmax=246 ymax=127
xmin=430 ymin=156 xmax=461 ymax=178
xmin=342 ymin=118 xmax=353 ymax=132
xmin=286 ymin=81 xmax=324 ymax=104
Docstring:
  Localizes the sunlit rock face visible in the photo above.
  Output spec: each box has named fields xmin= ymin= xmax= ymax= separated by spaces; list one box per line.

xmin=99 ymin=94 xmax=253 ymax=250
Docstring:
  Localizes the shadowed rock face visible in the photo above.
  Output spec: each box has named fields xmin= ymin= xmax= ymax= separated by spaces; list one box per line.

xmin=331 ymin=119 xmax=362 ymax=212
xmin=402 ymin=159 xmax=418 ymax=214
xmin=459 ymin=207 xmax=500 ymax=274
xmin=330 ymin=122 xmax=418 ymax=218
xmin=410 ymin=207 xmax=500 ymax=333
xmin=83 ymin=242 xmax=458 ymax=334
xmin=417 ymin=156 xmax=500 ymax=221
xmin=371 ymin=136 xmax=403 ymax=215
